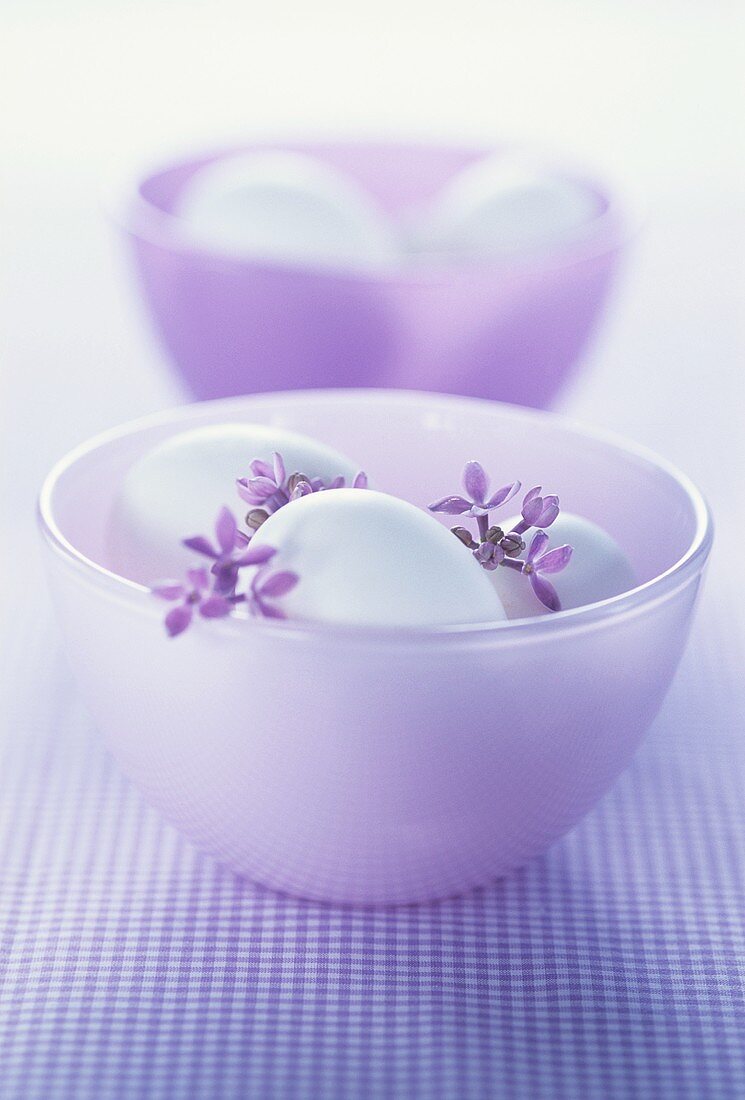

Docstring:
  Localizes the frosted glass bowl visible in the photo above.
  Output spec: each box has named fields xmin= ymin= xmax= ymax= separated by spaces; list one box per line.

xmin=39 ymin=391 xmax=711 ymax=905
xmin=125 ymin=141 xmax=626 ymax=408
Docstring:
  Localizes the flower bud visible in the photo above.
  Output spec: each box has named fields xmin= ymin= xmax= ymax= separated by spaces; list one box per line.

xmin=500 ymin=532 xmax=525 ymax=557
xmin=246 ymin=508 xmax=269 ymax=531
xmin=286 ymin=472 xmax=312 ymax=495
xmin=451 ymin=526 xmax=477 ymax=548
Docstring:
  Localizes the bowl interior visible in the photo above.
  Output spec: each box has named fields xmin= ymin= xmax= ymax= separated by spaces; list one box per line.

xmin=46 ymin=391 xmax=705 ymax=607
xmin=134 ymin=140 xmax=615 ymax=258
xmin=138 ymin=141 xmax=498 ymax=220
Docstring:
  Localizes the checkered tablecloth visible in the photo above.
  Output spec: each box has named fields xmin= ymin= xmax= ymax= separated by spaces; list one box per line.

xmin=1 ymin=550 xmax=744 ymax=1098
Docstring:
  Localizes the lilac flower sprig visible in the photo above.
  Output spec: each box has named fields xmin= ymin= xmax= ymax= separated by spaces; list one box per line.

xmin=150 ymin=450 xmax=366 ymax=637
xmin=430 ymin=461 xmax=520 ymax=540
xmin=236 ymin=452 xmax=291 ymax=512
xmin=518 ymin=531 xmax=573 ymax=613
xmin=152 ymin=568 xmax=234 ymax=638
xmin=151 ymin=506 xmax=298 ymax=637
xmin=430 ymin=461 xmax=573 ymax=612
xmin=237 ymin=452 xmax=367 ymax=533
xmin=183 ymin=507 xmax=276 ymax=594
xmin=512 ymin=486 xmax=560 ymax=534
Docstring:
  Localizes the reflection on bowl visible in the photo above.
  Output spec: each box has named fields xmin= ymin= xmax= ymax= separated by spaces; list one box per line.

xmin=39 ymin=391 xmax=711 ymax=904
xmin=125 ymin=142 xmax=627 ymax=409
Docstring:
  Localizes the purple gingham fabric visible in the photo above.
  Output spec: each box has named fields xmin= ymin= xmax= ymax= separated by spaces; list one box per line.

xmin=1 ymin=564 xmax=744 ymax=1099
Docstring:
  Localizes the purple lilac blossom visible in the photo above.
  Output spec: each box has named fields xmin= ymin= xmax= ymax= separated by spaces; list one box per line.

xmin=247 ymin=567 xmax=299 ymax=620
xmin=430 ymin=460 xmax=572 ymax=613
xmin=151 ymin=446 xmax=366 ymax=636
xmin=151 ymin=568 xmax=232 ymax=637
xmin=152 ymin=506 xmax=295 ymax=636
xmin=236 ymin=452 xmax=290 ymax=511
xmin=429 ymin=461 xmax=520 ymax=518
xmin=474 ymin=540 xmax=506 ymax=571
xmin=513 ymin=486 xmax=560 ymax=532
xmin=237 ymin=452 xmax=368 ymax=515
xmin=522 ymin=531 xmax=573 ymax=612
xmin=183 ymin=506 xmax=276 ymax=595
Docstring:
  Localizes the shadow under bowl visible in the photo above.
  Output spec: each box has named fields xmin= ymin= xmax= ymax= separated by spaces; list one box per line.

xmin=125 ymin=141 xmax=627 ymax=409
xmin=39 ymin=390 xmax=711 ymax=904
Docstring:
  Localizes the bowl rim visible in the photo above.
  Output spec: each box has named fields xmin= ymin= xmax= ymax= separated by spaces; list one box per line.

xmin=115 ymin=137 xmax=635 ymax=282
xmin=38 ymin=389 xmax=713 ymax=645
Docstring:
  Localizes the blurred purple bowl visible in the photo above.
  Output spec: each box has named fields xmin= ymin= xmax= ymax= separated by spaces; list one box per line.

xmin=125 ymin=141 xmax=627 ymax=408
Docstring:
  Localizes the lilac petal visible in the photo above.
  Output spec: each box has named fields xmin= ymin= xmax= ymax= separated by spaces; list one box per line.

xmin=255 ymin=600 xmax=286 ymax=620
xmin=151 ymin=582 xmax=185 ymax=601
xmin=530 ymin=573 xmax=562 ymax=612
xmin=237 ymin=475 xmax=279 ymax=506
xmin=521 ymin=496 xmax=545 ymax=526
xmin=186 ymin=567 xmax=210 ymax=591
xmin=327 ymin=475 xmax=346 ymax=490
xmin=182 ymin=535 xmax=217 ymax=559
xmin=532 ymin=499 xmax=561 ymax=528
xmin=210 ymin=559 xmax=241 ymax=594
xmin=523 ymin=485 xmax=542 ymax=505
xmin=242 ymin=489 xmax=271 ymax=507
xmin=235 ymin=530 xmax=251 ymax=547
xmin=236 ymin=478 xmax=264 ymax=505
xmin=353 ymin=471 xmax=368 ymax=489
xmin=165 ymin=604 xmax=193 ymax=637
xmin=526 ymin=530 xmax=549 ymax=563
xmin=250 ymin=458 xmax=274 ymax=479
xmin=257 ymin=570 xmax=299 ymax=598
xmin=215 ymin=506 xmax=238 ymax=554
xmin=272 ymin=452 xmax=286 ymax=487
xmin=199 ymin=595 xmax=233 ymax=619
xmin=485 ymin=480 xmax=521 ymax=510
xmin=463 ymin=461 xmax=488 ymax=504
xmin=429 ymin=495 xmax=472 ymax=515
xmin=291 ymin=480 xmax=313 ymax=499
xmin=534 ymin=500 xmax=560 ymax=528
xmin=247 ymin=475 xmax=277 ymax=498
xmin=474 ymin=542 xmax=504 ymax=566
xmin=536 ymin=544 xmax=573 ymax=574
xmin=235 ymin=544 xmax=277 ymax=567
xmin=309 ymin=477 xmax=325 ymax=491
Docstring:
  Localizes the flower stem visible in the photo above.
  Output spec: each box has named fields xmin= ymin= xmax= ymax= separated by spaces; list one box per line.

xmin=501 ymin=558 xmax=524 ymax=572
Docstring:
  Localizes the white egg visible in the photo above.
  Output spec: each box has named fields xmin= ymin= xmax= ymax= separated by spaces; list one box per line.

xmin=174 ymin=150 xmax=398 ymax=272
xmin=411 ymin=152 xmax=603 ymax=259
xmin=108 ymin=423 xmax=362 ymax=583
xmin=251 ymin=489 xmax=506 ymax=627
xmin=489 ymin=513 xmax=636 ymax=619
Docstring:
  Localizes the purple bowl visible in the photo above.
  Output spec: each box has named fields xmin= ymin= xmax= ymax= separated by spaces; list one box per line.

xmin=39 ymin=391 xmax=711 ymax=905
xmin=125 ymin=142 xmax=626 ymax=408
